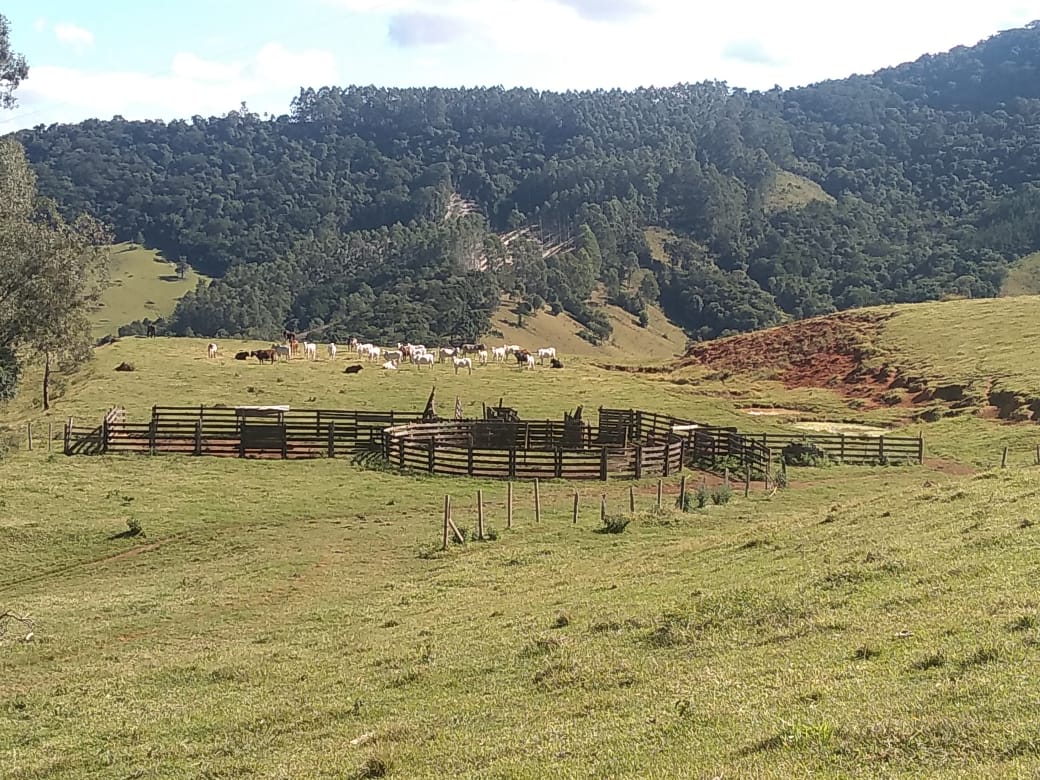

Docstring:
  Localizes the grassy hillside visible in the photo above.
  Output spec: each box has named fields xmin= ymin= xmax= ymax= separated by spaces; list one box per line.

xmin=764 ymin=170 xmax=836 ymax=212
xmin=3 ymin=331 xmax=1040 ymax=777
xmin=489 ymin=296 xmax=687 ymax=361
xmin=1000 ymin=252 xmax=1040 ymax=296
xmin=91 ymin=243 xmax=207 ymax=339
xmin=680 ymin=296 xmax=1040 ymax=425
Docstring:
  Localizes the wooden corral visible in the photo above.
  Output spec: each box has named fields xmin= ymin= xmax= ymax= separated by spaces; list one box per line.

xmin=63 ymin=404 xmax=924 ymax=480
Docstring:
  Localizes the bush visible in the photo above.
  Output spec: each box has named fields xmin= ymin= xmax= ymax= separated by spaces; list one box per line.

xmin=637 ymin=309 xmax=650 ymax=328
xmin=782 ymin=441 xmax=833 ymax=467
xmin=711 ymin=484 xmax=732 ymax=505
xmin=549 ymin=300 xmax=563 ymax=315
xmin=595 ymin=515 xmax=631 ymax=534
xmin=695 ymin=484 xmax=710 ymax=509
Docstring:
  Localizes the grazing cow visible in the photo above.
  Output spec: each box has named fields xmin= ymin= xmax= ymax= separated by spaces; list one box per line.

xmin=348 ymin=337 xmax=359 ymax=350
xmin=477 ymin=349 xmax=489 ymax=366
xmin=303 ymin=342 xmax=318 ymax=361
xmin=207 ymin=343 xmax=218 ymax=359
xmin=382 ymin=359 xmax=399 ymax=370
xmin=537 ymin=347 xmax=557 ymax=365
xmin=550 ymin=358 xmax=564 ymax=369
xmin=514 ymin=349 xmax=531 ymax=367
xmin=524 ymin=354 xmax=536 ymax=370
xmin=327 ymin=343 xmax=337 ymax=361
xmin=384 ymin=349 xmax=403 ymax=362
xmin=274 ymin=344 xmax=292 ymax=361
xmin=413 ymin=352 xmax=436 ymax=369
xmin=460 ymin=343 xmax=487 ymax=356
xmin=234 ymin=351 xmax=250 ymax=361
xmin=452 ymin=356 xmax=473 ymax=375
xmin=491 ymin=346 xmax=507 ymax=362
xmin=250 ymin=349 xmax=276 ymax=365
xmin=146 ymin=324 xmax=156 ymax=338
xmin=439 ymin=347 xmax=455 ymax=363
xmin=343 ymin=364 xmax=364 ymax=374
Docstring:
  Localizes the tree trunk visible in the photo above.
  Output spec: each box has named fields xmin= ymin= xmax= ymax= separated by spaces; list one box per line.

xmin=42 ymin=351 xmax=51 ymax=411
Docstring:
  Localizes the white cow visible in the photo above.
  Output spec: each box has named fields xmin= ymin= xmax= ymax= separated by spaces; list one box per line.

xmin=304 ymin=342 xmax=318 ymax=361
xmin=453 ymin=356 xmax=473 ymax=375
xmin=327 ymin=343 xmax=337 ymax=361
xmin=491 ymin=346 xmax=507 ymax=362
xmin=382 ymin=359 xmax=398 ymax=370
xmin=207 ymin=343 xmax=218 ymax=359
xmin=413 ymin=352 xmax=436 ymax=369
xmin=524 ymin=354 xmax=536 ymax=370
xmin=477 ymin=350 xmax=489 ymax=366
xmin=439 ymin=347 xmax=456 ymax=363
xmin=537 ymin=347 xmax=557 ymax=365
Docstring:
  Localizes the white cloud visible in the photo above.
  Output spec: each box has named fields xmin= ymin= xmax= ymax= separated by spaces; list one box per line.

xmin=3 ymin=43 xmax=339 ymax=129
xmin=53 ymin=23 xmax=94 ymax=49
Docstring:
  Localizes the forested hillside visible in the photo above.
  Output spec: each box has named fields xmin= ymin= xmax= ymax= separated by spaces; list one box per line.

xmin=15 ymin=21 xmax=1040 ymax=343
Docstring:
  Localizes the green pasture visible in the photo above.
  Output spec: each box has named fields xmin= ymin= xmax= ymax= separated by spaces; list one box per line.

xmin=3 ymin=332 xmax=1040 ymax=777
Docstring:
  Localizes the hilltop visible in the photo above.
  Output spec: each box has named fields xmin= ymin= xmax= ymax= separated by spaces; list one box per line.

xmin=677 ymin=296 xmax=1040 ymax=424
xmin=14 ymin=21 xmax=1040 ymax=345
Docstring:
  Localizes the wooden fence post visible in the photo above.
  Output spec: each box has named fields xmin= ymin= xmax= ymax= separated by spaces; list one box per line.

xmin=634 ymin=444 xmax=642 ymax=479
xmin=879 ymin=435 xmax=886 ymax=462
xmin=477 ymin=490 xmax=485 ymax=540
xmin=600 ymin=448 xmax=608 ymax=481
xmin=47 ymin=422 xmax=52 ymax=452
xmin=657 ymin=479 xmax=663 ymax=509
xmin=102 ymin=415 xmax=110 ymax=455
xmin=723 ymin=468 xmax=729 ymax=488
xmin=428 ymin=443 xmax=435 ymax=473
xmin=149 ymin=418 xmax=157 ymax=456
xmin=600 ymin=494 xmax=607 ymax=522
xmin=679 ymin=474 xmax=688 ymax=510
xmin=509 ymin=448 xmax=517 ymax=479
xmin=64 ymin=417 xmax=72 ymax=455
xmin=840 ymin=433 xmax=846 ymax=463
xmin=573 ymin=491 xmax=579 ymax=524
xmin=281 ymin=424 xmax=288 ymax=460
xmin=467 ymin=446 xmax=474 ymax=477
xmin=744 ymin=464 xmax=751 ymax=498
xmin=507 ymin=482 xmax=513 ymax=529
xmin=918 ymin=434 xmax=924 ymax=464
xmin=534 ymin=478 xmax=541 ymax=523
xmin=327 ymin=421 xmax=336 ymax=459
xmin=443 ymin=495 xmax=450 ymax=551
xmin=1035 ymin=444 xmax=1040 ymax=466
xmin=194 ymin=420 xmax=202 ymax=456
xmin=26 ymin=422 xmax=32 ymax=451
xmin=1001 ymin=446 xmax=1009 ymax=468
xmin=629 ymin=485 xmax=635 ymax=513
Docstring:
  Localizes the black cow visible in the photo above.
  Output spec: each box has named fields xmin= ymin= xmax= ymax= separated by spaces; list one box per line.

xmin=550 ymin=358 xmax=564 ymax=369
xmin=343 ymin=364 xmax=364 ymax=374
xmin=146 ymin=324 xmax=156 ymax=338
xmin=234 ymin=351 xmax=250 ymax=360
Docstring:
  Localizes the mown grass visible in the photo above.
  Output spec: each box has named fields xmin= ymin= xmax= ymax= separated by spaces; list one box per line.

xmin=91 ymin=243 xmax=207 ymax=339
xmin=3 ymin=331 xmax=1040 ymax=777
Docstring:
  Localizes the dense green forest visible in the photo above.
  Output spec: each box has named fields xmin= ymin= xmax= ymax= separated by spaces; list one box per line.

xmin=14 ymin=21 xmax=1040 ymax=343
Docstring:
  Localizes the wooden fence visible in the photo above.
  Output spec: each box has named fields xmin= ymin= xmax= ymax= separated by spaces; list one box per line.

xmin=70 ymin=405 xmax=425 ymax=459
xmin=382 ymin=419 xmax=685 ymax=481
xmin=63 ymin=404 xmax=924 ymax=478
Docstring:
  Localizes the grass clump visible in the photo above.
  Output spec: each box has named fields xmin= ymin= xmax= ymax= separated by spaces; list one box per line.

xmin=595 ymin=515 xmax=631 ymax=534
xmin=711 ymin=484 xmax=733 ymax=505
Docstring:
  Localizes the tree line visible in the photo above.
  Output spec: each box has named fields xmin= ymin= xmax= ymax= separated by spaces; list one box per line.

xmin=11 ymin=19 xmax=1040 ymax=350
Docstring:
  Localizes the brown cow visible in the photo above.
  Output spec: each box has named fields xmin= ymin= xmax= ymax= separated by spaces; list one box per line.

xmin=250 ymin=349 xmax=276 ymax=365
xmin=234 ymin=351 xmax=250 ymax=360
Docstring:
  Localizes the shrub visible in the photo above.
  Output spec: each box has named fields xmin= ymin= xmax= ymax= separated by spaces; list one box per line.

xmin=695 ymin=484 xmax=710 ymax=509
xmin=711 ymin=484 xmax=733 ymax=505
xmin=782 ymin=441 xmax=833 ymax=467
xmin=595 ymin=515 xmax=630 ymax=534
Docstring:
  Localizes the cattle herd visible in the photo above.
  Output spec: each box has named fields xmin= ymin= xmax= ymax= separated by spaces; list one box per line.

xmin=209 ymin=336 xmax=564 ymax=374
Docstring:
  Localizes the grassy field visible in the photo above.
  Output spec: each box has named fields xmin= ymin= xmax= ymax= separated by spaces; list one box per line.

xmin=4 ymin=325 xmax=1040 ymax=777
xmin=91 ymin=243 xmax=207 ymax=339
xmin=490 ymin=296 xmax=687 ymax=361
xmin=763 ymin=170 xmax=836 ymax=212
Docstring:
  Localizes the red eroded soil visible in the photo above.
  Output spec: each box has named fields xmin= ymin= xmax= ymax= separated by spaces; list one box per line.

xmin=677 ymin=311 xmax=912 ymax=407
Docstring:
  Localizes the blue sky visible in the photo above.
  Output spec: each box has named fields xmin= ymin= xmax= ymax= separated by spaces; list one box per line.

xmin=1 ymin=0 xmax=1035 ymax=130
